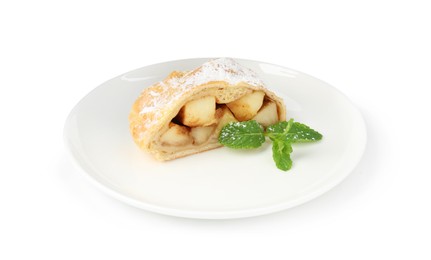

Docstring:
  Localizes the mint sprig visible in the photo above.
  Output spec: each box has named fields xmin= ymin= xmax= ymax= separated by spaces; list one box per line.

xmin=218 ymin=120 xmax=265 ymax=149
xmin=219 ymin=119 xmax=322 ymax=171
xmin=272 ymin=140 xmax=293 ymax=171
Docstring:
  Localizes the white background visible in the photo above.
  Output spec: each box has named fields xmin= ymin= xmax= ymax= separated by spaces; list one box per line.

xmin=1 ymin=0 xmax=430 ymax=259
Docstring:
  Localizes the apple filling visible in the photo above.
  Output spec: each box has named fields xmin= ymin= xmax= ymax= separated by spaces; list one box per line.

xmin=159 ymin=91 xmax=280 ymax=148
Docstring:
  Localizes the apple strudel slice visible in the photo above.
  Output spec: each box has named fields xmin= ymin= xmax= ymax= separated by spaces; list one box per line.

xmin=129 ymin=58 xmax=286 ymax=161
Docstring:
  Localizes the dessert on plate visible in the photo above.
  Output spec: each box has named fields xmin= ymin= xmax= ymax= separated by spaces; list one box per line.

xmin=129 ymin=58 xmax=286 ymax=161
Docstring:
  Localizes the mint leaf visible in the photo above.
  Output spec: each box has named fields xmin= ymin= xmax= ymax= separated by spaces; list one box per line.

xmin=267 ymin=120 xmax=322 ymax=143
xmin=266 ymin=119 xmax=294 ymax=142
xmin=219 ymin=120 xmax=265 ymax=149
xmin=272 ymin=140 xmax=293 ymax=171
xmin=288 ymin=122 xmax=323 ymax=142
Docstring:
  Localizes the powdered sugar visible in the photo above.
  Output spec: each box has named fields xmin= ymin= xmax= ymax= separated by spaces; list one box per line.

xmin=148 ymin=90 xmax=160 ymax=97
xmin=179 ymin=58 xmax=265 ymax=88
xmin=138 ymin=58 xmax=265 ymax=130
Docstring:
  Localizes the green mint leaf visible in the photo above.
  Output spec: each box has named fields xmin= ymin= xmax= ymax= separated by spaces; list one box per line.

xmin=266 ymin=119 xmax=294 ymax=142
xmin=219 ymin=120 xmax=265 ymax=149
xmin=267 ymin=119 xmax=322 ymax=143
xmin=272 ymin=140 xmax=293 ymax=171
xmin=288 ymin=122 xmax=323 ymax=142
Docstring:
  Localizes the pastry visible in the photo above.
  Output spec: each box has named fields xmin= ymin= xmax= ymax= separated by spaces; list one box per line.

xmin=129 ymin=58 xmax=286 ymax=161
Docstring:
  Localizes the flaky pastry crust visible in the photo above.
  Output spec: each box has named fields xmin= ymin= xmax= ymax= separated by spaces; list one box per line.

xmin=129 ymin=58 xmax=286 ymax=161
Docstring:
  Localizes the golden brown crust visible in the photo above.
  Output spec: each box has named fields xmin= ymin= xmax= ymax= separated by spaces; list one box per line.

xmin=129 ymin=58 xmax=286 ymax=161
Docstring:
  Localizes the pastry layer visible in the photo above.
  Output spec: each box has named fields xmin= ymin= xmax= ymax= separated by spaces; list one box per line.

xmin=129 ymin=58 xmax=286 ymax=161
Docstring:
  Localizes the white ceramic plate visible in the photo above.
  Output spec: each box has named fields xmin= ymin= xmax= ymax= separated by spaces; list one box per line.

xmin=64 ymin=58 xmax=366 ymax=219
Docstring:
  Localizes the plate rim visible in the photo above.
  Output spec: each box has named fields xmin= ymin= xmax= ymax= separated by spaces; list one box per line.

xmin=63 ymin=57 xmax=367 ymax=219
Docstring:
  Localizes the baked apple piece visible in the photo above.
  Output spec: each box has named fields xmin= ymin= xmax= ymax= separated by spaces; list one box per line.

xmin=252 ymin=100 xmax=279 ymax=127
xmin=160 ymin=123 xmax=192 ymax=146
xmin=177 ymin=96 xmax=216 ymax=127
xmin=190 ymin=125 xmax=215 ymax=145
xmin=215 ymin=106 xmax=238 ymax=132
xmin=226 ymin=91 xmax=265 ymax=121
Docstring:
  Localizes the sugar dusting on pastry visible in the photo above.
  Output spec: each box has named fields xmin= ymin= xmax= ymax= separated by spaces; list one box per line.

xmin=179 ymin=58 xmax=265 ymax=88
xmin=137 ymin=58 xmax=265 ymax=131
